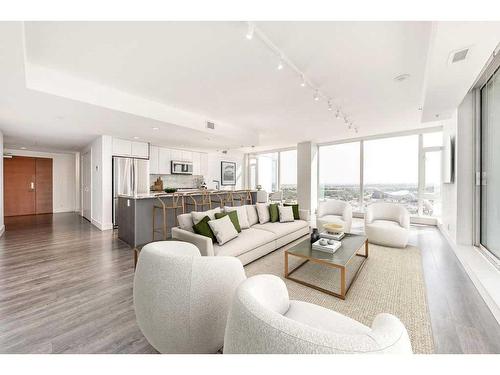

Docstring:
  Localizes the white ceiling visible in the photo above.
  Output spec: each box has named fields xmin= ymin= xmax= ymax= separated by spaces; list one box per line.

xmin=0 ymin=21 xmax=499 ymax=153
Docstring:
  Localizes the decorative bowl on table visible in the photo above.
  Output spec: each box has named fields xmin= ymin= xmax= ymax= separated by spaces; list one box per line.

xmin=323 ymin=223 xmax=344 ymax=234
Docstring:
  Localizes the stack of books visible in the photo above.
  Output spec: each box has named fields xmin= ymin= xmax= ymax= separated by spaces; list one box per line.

xmin=320 ymin=231 xmax=345 ymax=241
xmin=312 ymin=239 xmax=342 ymax=254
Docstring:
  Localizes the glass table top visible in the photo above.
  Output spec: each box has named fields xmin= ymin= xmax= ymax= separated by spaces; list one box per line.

xmin=286 ymin=233 xmax=367 ymax=267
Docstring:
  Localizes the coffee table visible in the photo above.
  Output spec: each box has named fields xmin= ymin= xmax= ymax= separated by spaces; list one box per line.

xmin=284 ymin=234 xmax=368 ymax=300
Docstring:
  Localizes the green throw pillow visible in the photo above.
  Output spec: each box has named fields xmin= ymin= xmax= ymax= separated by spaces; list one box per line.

xmin=269 ymin=203 xmax=279 ymax=223
xmin=284 ymin=203 xmax=300 ymax=220
xmin=192 ymin=215 xmax=216 ymax=242
xmin=215 ymin=211 xmax=241 ymax=233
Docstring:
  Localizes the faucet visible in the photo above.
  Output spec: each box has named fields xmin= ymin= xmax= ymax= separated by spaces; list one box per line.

xmin=212 ymin=180 xmax=220 ymax=190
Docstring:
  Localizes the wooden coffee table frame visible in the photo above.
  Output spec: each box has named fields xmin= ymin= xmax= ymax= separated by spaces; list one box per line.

xmin=284 ymin=239 xmax=368 ymax=300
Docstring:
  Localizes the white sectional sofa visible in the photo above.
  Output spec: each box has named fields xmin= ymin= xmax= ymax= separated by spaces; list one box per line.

xmin=171 ymin=206 xmax=310 ymax=265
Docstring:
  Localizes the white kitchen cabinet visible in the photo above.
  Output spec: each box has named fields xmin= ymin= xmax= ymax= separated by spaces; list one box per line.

xmin=131 ymin=141 xmax=149 ymax=159
xmin=158 ymin=147 xmax=171 ymax=175
xmin=149 ymin=145 xmax=159 ymax=174
xmin=192 ymin=152 xmax=201 ymax=175
xmin=170 ymin=149 xmax=182 ymax=162
xmin=181 ymin=150 xmax=192 ymax=162
xmin=112 ymin=138 xmax=132 ymax=156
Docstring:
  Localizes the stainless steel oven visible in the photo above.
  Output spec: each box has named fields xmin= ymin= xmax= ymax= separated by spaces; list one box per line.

xmin=171 ymin=160 xmax=193 ymax=175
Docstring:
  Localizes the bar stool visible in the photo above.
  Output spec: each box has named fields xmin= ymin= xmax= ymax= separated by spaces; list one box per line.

xmin=230 ymin=190 xmax=253 ymax=206
xmin=184 ymin=190 xmax=212 ymax=213
xmin=152 ymin=193 xmax=184 ymax=240
xmin=210 ymin=191 xmax=225 ymax=208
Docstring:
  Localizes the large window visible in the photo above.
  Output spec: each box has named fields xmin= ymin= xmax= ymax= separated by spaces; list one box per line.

xmin=319 ymin=142 xmax=361 ymax=211
xmin=480 ymin=66 xmax=500 ymax=259
xmin=364 ymin=135 xmax=419 ymax=214
xmin=257 ymin=152 xmax=278 ymax=193
xmin=279 ymin=150 xmax=297 ymax=200
xmin=318 ymin=131 xmax=442 ymax=217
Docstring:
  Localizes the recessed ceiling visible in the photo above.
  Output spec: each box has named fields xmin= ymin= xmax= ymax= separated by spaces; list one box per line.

xmin=1 ymin=21 xmax=499 ymax=152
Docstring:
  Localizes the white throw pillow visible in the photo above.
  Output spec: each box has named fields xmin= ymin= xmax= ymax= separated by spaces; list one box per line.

xmin=177 ymin=213 xmax=194 ymax=232
xmin=245 ymin=205 xmax=259 ymax=226
xmin=224 ymin=206 xmax=250 ymax=229
xmin=256 ymin=203 xmax=270 ymax=224
xmin=278 ymin=205 xmax=294 ymax=223
xmin=191 ymin=207 xmax=221 ymax=225
xmin=208 ymin=215 xmax=238 ymax=245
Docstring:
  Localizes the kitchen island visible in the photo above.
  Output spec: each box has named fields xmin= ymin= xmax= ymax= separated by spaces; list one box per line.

xmin=116 ymin=190 xmax=257 ymax=248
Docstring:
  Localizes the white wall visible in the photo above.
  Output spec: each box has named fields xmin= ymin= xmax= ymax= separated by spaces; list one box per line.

xmin=0 ymin=131 xmax=4 ymax=236
xmin=82 ymin=135 xmax=113 ymax=231
xmin=205 ymin=151 xmax=245 ymax=190
xmin=3 ymin=148 xmax=79 ymax=213
xmin=440 ymin=92 xmax=475 ymax=246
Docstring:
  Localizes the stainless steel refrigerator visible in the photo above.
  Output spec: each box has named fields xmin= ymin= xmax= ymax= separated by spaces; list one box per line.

xmin=112 ymin=156 xmax=150 ymax=227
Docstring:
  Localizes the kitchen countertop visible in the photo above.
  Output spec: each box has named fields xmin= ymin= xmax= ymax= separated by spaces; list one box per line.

xmin=118 ymin=189 xmax=257 ymax=200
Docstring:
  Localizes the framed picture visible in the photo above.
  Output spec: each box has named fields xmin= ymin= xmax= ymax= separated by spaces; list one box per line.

xmin=221 ymin=161 xmax=237 ymax=186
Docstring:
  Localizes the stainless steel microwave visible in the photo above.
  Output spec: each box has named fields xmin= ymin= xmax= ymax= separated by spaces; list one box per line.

xmin=171 ymin=160 xmax=193 ymax=175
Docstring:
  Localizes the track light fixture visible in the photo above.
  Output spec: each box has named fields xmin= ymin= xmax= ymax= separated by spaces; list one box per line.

xmin=246 ymin=23 xmax=254 ymax=40
xmin=244 ymin=22 xmax=358 ymax=132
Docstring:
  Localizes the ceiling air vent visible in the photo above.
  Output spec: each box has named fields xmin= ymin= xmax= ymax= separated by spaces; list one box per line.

xmin=449 ymin=48 xmax=469 ymax=64
xmin=206 ymin=121 xmax=215 ymax=130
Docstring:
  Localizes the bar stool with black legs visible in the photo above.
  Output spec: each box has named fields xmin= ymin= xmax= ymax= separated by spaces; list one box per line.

xmin=230 ymin=190 xmax=253 ymax=206
xmin=184 ymin=190 xmax=212 ymax=213
xmin=152 ymin=193 xmax=184 ymax=240
xmin=210 ymin=191 xmax=225 ymax=208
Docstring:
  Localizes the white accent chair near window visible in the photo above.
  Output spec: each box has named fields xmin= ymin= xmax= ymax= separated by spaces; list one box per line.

xmin=256 ymin=190 xmax=268 ymax=203
xmin=316 ymin=199 xmax=353 ymax=233
xmin=133 ymin=241 xmax=246 ymax=353
xmin=224 ymin=275 xmax=412 ymax=354
xmin=364 ymin=202 xmax=410 ymax=248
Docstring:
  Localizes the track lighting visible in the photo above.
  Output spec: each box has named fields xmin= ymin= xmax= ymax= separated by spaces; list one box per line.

xmin=335 ymin=109 xmax=341 ymax=119
xmin=344 ymin=116 xmax=349 ymax=124
xmin=300 ymin=75 xmax=306 ymax=87
xmin=354 ymin=127 xmax=359 ymax=133
xmin=313 ymin=90 xmax=320 ymax=101
xmin=277 ymin=56 xmax=284 ymax=70
xmin=327 ymin=100 xmax=333 ymax=111
xmin=348 ymin=122 xmax=353 ymax=130
xmin=246 ymin=23 xmax=254 ymax=40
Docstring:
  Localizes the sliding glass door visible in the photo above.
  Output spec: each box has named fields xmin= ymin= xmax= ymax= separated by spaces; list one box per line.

xmin=480 ymin=67 xmax=500 ymax=259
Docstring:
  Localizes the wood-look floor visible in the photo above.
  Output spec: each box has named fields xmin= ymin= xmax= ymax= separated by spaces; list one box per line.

xmin=0 ymin=213 xmax=498 ymax=353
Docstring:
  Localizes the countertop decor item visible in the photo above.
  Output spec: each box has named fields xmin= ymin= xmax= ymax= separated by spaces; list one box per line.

xmin=164 ymin=187 xmax=178 ymax=193
xmin=310 ymin=228 xmax=320 ymax=243
xmin=153 ymin=177 xmax=164 ymax=192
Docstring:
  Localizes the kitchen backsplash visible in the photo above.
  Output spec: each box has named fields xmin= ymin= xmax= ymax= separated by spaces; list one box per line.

xmin=150 ymin=174 xmax=204 ymax=189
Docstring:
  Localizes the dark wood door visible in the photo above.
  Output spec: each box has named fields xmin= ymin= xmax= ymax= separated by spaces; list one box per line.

xmin=3 ymin=156 xmax=53 ymax=217
xmin=35 ymin=158 xmax=53 ymax=214
xmin=4 ymin=157 xmax=36 ymax=216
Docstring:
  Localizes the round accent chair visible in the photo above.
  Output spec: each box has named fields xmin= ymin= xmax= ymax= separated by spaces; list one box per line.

xmin=316 ymin=199 xmax=353 ymax=233
xmin=133 ymin=241 xmax=246 ymax=353
xmin=364 ymin=202 xmax=410 ymax=248
xmin=223 ymin=274 xmax=413 ymax=354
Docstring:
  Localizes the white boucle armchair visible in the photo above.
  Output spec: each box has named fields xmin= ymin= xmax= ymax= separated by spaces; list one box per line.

xmin=364 ymin=202 xmax=410 ymax=248
xmin=316 ymin=199 xmax=353 ymax=233
xmin=133 ymin=241 xmax=246 ymax=353
xmin=223 ymin=275 xmax=413 ymax=354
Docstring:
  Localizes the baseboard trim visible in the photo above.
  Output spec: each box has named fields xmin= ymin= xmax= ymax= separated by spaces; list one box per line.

xmin=91 ymin=218 xmax=113 ymax=231
xmin=438 ymin=223 xmax=500 ymax=325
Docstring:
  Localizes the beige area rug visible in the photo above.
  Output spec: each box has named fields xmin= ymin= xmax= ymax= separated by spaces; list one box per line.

xmin=244 ymin=239 xmax=435 ymax=354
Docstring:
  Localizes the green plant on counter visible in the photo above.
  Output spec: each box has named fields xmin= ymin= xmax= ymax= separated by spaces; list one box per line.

xmin=164 ymin=187 xmax=178 ymax=193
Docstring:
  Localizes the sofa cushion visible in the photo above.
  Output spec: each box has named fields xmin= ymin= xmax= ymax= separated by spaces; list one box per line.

xmin=208 ymin=215 xmax=238 ymax=245
xmin=224 ymin=206 xmax=250 ymax=229
xmin=284 ymin=203 xmax=300 ymax=220
xmin=192 ymin=215 xmax=216 ymax=242
xmin=191 ymin=207 xmax=221 ymax=225
xmin=318 ymin=214 xmax=344 ymax=222
xmin=278 ymin=205 xmax=294 ymax=223
xmin=252 ymin=220 xmax=309 ymax=237
xmin=256 ymin=203 xmax=270 ymax=224
xmin=214 ymin=228 xmax=276 ymax=257
xmin=269 ymin=203 xmax=279 ymax=223
xmin=178 ymin=213 xmax=195 ymax=232
xmin=215 ymin=210 xmax=241 ymax=233
xmin=245 ymin=205 xmax=259 ymax=226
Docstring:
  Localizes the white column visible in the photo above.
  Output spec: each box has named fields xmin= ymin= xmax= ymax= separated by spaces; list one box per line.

xmin=297 ymin=141 xmax=318 ymax=215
